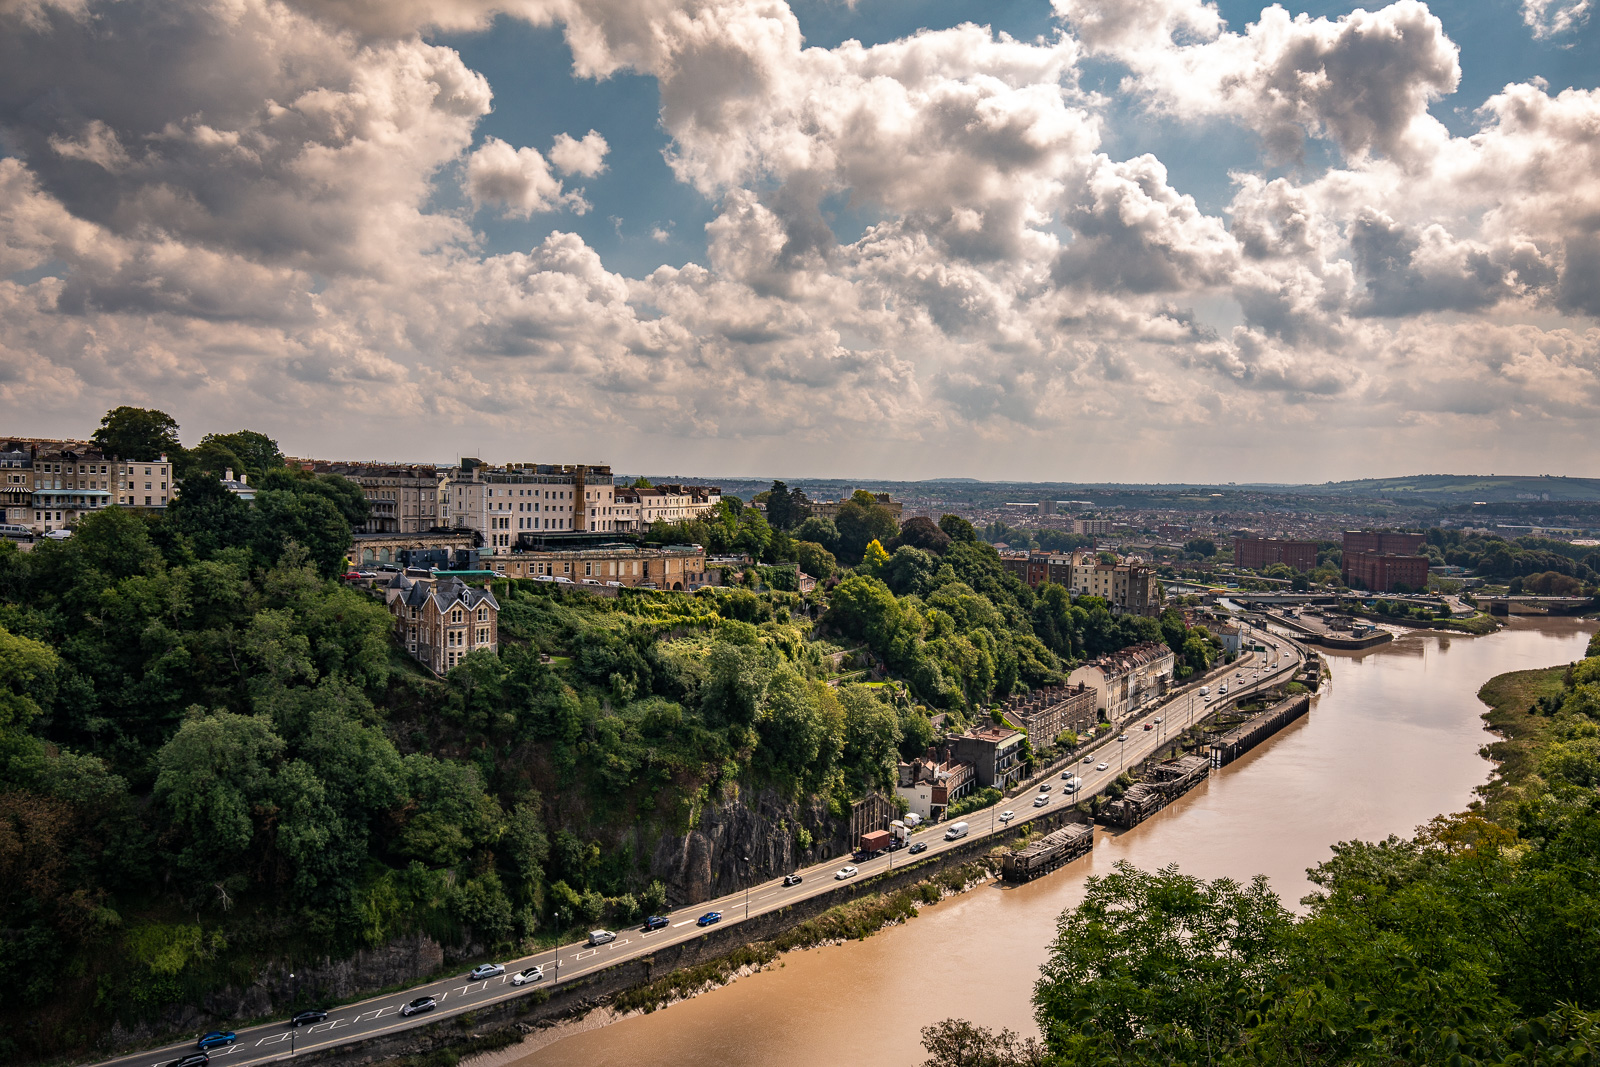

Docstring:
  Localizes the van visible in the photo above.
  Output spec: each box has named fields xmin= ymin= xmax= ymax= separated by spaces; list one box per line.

xmin=1198 ymin=686 xmax=1209 ymax=695
xmin=587 ymin=929 xmax=616 ymax=946
xmin=944 ymin=821 xmax=970 ymax=841
xmin=0 ymin=523 xmax=33 ymax=541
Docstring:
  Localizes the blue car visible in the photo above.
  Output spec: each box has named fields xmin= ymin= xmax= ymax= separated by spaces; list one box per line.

xmin=197 ymin=1032 xmax=236 ymax=1052
xmin=696 ymin=911 xmax=722 ymax=927
xmin=642 ymin=916 xmax=669 ymax=931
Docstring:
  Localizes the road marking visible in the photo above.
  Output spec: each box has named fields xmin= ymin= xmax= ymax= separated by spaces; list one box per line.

xmin=672 ymin=919 xmax=694 ymax=927
xmin=455 ymin=980 xmax=488 ymax=995
xmin=609 ymin=938 xmax=629 ymax=948
xmin=354 ymin=1006 xmax=400 ymax=1023
xmin=255 ymin=1033 xmax=291 ymax=1047
xmin=575 ymin=948 xmax=596 ymax=959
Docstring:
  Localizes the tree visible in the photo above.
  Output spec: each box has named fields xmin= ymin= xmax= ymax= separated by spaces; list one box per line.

xmin=896 ymin=516 xmax=952 ymax=555
xmin=764 ymin=481 xmax=807 ymax=530
xmin=795 ymin=540 xmax=836 ymax=579
xmin=154 ymin=710 xmax=286 ymax=885
xmin=91 ymin=406 xmax=183 ymax=461
xmin=164 ymin=472 xmax=254 ymax=558
xmin=861 ymin=538 xmax=892 ymax=574
xmin=794 ymin=516 xmax=839 ymax=554
xmin=1183 ymin=538 xmax=1216 ymax=557
xmin=252 ymin=490 xmax=352 ymax=577
xmin=0 ymin=626 xmax=57 ymax=754
xmin=939 ymin=514 xmax=977 ymax=543
xmin=199 ymin=431 xmax=283 ymax=479
xmin=837 ymin=500 xmax=899 ymax=565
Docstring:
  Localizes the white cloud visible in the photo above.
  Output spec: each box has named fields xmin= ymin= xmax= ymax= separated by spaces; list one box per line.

xmin=548 ymin=129 xmax=610 ymax=176
xmin=464 ymin=137 xmax=589 ymax=217
xmin=1521 ymin=0 xmax=1591 ymax=39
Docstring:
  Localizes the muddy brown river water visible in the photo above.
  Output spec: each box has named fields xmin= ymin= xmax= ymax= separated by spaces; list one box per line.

xmin=513 ymin=618 xmax=1595 ymax=1067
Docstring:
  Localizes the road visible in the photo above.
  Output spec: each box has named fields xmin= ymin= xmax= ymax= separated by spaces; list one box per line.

xmin=90 ymin=628 xmax=1303 ymax=1067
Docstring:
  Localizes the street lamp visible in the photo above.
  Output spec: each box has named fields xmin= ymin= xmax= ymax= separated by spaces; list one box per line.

xmin=289 ymin=973 xmax=296 ymax=1055
xmin=1118 ymin=735 xmax=1127 ymax=771
xmin=743 ymin=854 xmax=751 ymax=921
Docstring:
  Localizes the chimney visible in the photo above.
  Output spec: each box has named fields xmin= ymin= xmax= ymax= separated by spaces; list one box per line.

xmin=225 ymin=468 xmax=234 ymax=482
xmin=240 ymin=473 xmax=247 ymax=485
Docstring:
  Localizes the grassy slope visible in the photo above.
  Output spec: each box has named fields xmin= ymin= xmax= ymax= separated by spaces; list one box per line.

xmin=1476 ymin=666 xmax=1570 ymax=822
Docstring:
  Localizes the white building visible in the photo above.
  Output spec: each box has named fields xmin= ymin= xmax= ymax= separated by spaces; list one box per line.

xmin=1067 ymin=642 xmax=1177 ymax=723
xmin=438 ymin=461 xmax=623 ymax=553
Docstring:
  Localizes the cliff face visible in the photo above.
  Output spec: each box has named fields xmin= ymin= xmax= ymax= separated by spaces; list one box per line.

xmin=106 ymin=934 xmax=450 ymax=1051
xmin=649 ymin=785 xmax=853 ymax=904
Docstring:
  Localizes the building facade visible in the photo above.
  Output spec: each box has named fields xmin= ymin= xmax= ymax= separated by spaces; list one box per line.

xmin=1344 ymin=551 xmax=1431 ymax=592
xmin=2 ymin=442 xmax=170 ymax=532
xmin=620 ymin=483 xmax=724 ymax=528
xmin=306 ymin=462 xmax=442 ymax=533
xmin=440 ymin=461 xmax=624 ymax=551
xmin=1001 ymin=682 xmax=1099 ymax=741
xmin=385 ymin=574 xmax=499 ymax=674
xmin=1341 ymin=531 xmax=1429 ymax=591
xmin=997 ymin=550 xmax=1160 ymax=616
xmin=1232 ymin=537 xmax=1318 ymax=572
xmin=807 ymin=492 xmax=904 ymax=522
xmin=895 ymin=747 xmax=977 ymax=821
xmin=1067 ymin=641 xmax=1176 ymax=723
xmin=489 ymin=543 xmax=711 ymax=589
xmin=948 ymin=726 xmax=1028 ymax=791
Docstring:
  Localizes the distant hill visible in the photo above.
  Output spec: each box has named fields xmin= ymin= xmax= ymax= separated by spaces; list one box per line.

xmin=1291 ymin=475 xmax=1600 ymax=504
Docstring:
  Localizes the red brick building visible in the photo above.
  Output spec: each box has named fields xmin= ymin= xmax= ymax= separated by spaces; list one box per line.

xmin=1232 ymin=537 xmax=1318 ymax=572
xmin=1343 ymin=551 xmax=1431 ymax=592
xmin=1342 ymin=531 xmax=1425 ymax=555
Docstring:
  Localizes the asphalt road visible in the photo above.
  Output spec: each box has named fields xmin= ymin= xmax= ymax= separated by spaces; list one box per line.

xmin=89 ymin=629 xmax=1303 ymax=1067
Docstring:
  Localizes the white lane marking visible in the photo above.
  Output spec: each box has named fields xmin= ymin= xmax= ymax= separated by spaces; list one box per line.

xmin=609 ymin=938 xmax=630 ymax=948
xmin=255 ymin=1033 xmax=291 ymax=1047
xmin=354 ymin=1006 xmax=400 ymax=1023
xmin=575 ymin=948 xmax=596 ymax=960
xmin=208 ymin=1046 xmax=243 ymax=1058
xmin=454 ymin=980 xmax=488 ymax=996
xmin=306 ymin=1019 xmax=345 ymax=1034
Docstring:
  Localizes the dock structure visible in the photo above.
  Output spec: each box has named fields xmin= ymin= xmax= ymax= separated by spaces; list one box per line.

xmin=1098 ymin=754 xmax=1211 ymax=829
xmin=1001 ymin=821 xmax=1095 ymax=883
xmin=1209 ymin=694 xmax=1311 ymax=767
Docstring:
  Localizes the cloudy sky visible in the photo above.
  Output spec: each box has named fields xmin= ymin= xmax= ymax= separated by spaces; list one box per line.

xmin=1 ymin=0 xmax=1596 ymax=481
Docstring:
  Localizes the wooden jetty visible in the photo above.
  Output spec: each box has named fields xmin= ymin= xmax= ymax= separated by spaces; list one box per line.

xmin=1209 ymin=693 xmax=1311 ymax=767
xmin=1097 ymin=754 xmax=1212 ymax=829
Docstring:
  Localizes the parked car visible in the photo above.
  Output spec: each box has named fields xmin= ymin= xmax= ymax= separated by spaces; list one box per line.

xmin=357 ymin=570 xmax=378 ymax=578
xmin=835 ymin=865 xmax=859 ymax=880
xmin=289 ymin=1010 xmax=329 ymax=1027
xmin=1033 ymin=794 xmax=1050 ymax=807
xmin=908 ymin=841 xmax=928 ymax=855
xmin=782 ymin=874 xmax=803 ymax=887
xmin=342 ymin=571 xmax=363 ymax=580
xmin=400 ymin=996 xmax=436 ymax=1017
xmin=642 ymin=915 xmax=670 ymax=931
xmin=697 ymin=911 xmax=723 ymax=926
xmin=553 ymin=575 xmax=575 ymax=584
xmin=165 ymin=1054 xmax=209 ymax=1067
xmin=999 ymin=810 xmax=1015 ymax=823
xmin=587 ymin=929 xmax=616 ymax=945
xmin=512 ymin=966 xmax=544 ymax=985
xmin=469 ymin=963 xmax=505 ymax=979
xmin=196 ymin=1031 xmax=236 ymax=1051
xmin=1096 ymin=762 xmax=1109 ymax=771
xmin=534 ymin=574 xmax=554 ymax=583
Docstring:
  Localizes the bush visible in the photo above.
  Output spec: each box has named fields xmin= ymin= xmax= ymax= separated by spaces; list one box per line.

xmin=946 ymin=787 xmax=1002 ymax=819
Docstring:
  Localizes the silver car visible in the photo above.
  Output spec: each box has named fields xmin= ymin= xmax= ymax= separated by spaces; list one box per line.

xmin=469 ymin=963 xmax=505 ymax=980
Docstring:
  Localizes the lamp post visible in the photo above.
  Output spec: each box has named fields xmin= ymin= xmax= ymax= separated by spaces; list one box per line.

xmin=289 ymin=972 xmax=296 ymax=1056
xmin=1118 ymin=735 xmax=1127 ymax=771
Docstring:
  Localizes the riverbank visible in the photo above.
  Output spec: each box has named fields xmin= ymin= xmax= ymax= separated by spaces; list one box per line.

xmin=1476 ymin=663 xmax=1579 ymax=823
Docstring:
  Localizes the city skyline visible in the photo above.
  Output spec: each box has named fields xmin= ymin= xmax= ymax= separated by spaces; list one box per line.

xmin=1 ymin=0 xmax=1597 ymax=482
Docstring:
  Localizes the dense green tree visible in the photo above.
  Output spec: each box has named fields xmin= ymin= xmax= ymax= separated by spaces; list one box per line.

xmin=91 ymin=406 xmax=183 ymax=461
xmin=895 ymin=516 xmax=952 ymax=555
xmin=154 ymin=710 xmax=286 ymax=886
xmin=252 ymin=490 xmax=352 ymax=577
xmin=795 ymin=540 xmax=836 ymax=579
xmin=794 ymin=516 xmax=840 ymax=554
xmin=764 ymin=480 xmax=808 ymax=530
xmin=938 ymin=514 xmax=977 ymax=543
xmin=199 ymin=430 xmax=284 ymax=479
xmin=836 ymin=498 xmax=900 ymax=565
xmin=163 ymin=473 xmax=255 ymax=559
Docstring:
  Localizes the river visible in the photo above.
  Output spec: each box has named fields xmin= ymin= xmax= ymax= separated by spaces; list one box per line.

xmin=515 ymin=618 xmax=1596 ymax=1067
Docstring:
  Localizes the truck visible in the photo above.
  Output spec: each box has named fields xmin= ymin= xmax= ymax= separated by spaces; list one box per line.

xmin=888 ymin=820 xmax=909 ymax=848
xmin=857 ymin=829 xmax=891 ymax=858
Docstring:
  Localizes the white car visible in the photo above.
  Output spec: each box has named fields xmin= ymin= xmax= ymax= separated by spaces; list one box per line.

xmin=1096 ymin=762 xmax=1109 ymax=771
xmin=511 ymin=966 xmax=543 ymax=985
xmin=1153 ymin=716 xmax=1163 ymax=724
xmin=1062 ymin=782 xmax=1080 ymax=794
xmin=835 ymin=865 xmax=859 ymax=880
xmin=998 ymin=810 xmax=1015 ymax=823
xmin=1033 ymin=794 xmax=1050 ymax=807
xmin=469 ymin=962 xmax=506 ymax=979
xmin=1082 ymin=754 xmax=1094 ymax=764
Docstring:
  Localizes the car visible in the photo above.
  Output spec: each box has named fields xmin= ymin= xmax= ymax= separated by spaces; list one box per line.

xmin=400 ymin=996 xmax=437 ymax=1017
xmin=697 ymin=911 xmax=723 ymax=926
xmin=1096 ymin=762 xmax=1109 ymax=771
xmin=357 ymin=570 xmax=378 ymax=578
xmin=553 ymin=575 xmax=575 ymax=584
xmin=1040 ymin=783 xmax=1052 ymax=792
xmin=1117 ymin=733 xmax=1129 ymax=741
xmin=1153 ymin=716 xmax=1163 ymax=724
xmin=511 ymin=965 xmax=544 ymax=985
xmin=43 ymin=529 xmax=72 ymax=540
xmin=587 ymin=929 xmax=616 ymax=945
xmin=834 ymin=866 xmax=859 ymax=880
xmin=1034 ymin=794 xmax=1050 ymax=807
xmin=342 ymin=571 xmax=363 ymax=580
xmin=1143 ymin=723 xmax=1153 ymax=730
xmin=1062 ymin=782 xmax=1080 ymax=794
xmin=196 ymin=1031 xmax=236 ymax=1051
xmin=1082 ymin=754 xmax=1095 ymax=763
xmin=1061 ymin=769 xmax=1076 ymax=779
xmin=469 ymin=963 xmax=505 ymax=979
xmin=998 ymin=810 xmax=1015 ymax=823
xmin=534 ymin=574 xmax=554 ymax=582
xmin=581 ymin=578 xmax=602 ymax=585
xmin=908 ymin=841 xmax=928 ymax=855
xmin=782 ymin=873 xmax=803 ymax=887
xmin=289 ymin=1010 xmax=328 ymax=1027
xmin=165 ymin=1054 xmax=209 ymax=1067
xmin=642 ymin=915 xmax=670 ymax=931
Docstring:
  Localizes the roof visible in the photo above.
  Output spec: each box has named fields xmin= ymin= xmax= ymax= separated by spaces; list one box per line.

xmin=398 ymin=576 xmax=499 ymax=614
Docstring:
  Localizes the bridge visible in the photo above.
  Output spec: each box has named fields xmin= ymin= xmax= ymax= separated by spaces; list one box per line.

xmin=1479 ymin=595 xmax=1594 ymax=616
